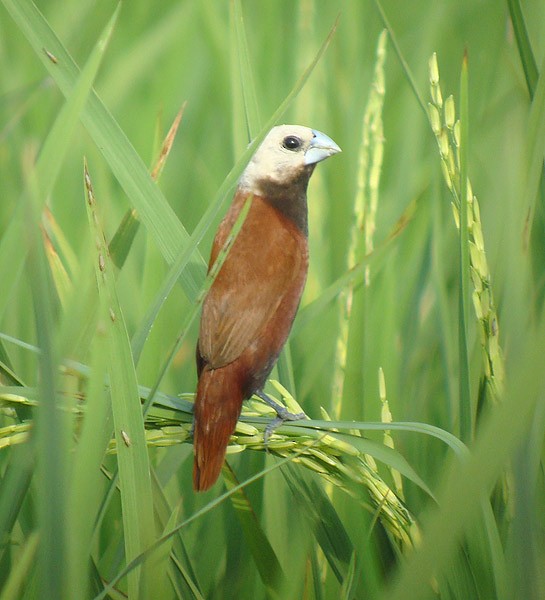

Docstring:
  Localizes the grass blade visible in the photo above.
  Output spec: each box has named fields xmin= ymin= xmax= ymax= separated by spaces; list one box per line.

xmin=110 ymin=102 xmax=186 ymax=270
xmin=222 ymin=464 xmax=286 ymax=591
xmin=0 ymin=532 xmax=39 ymax=600
xmin=83 ymin=163 xmax=156 ymax=599
xmin=506 ymin=0 xmax=538 ymax=97
xmin=372 ymin=0 xmax=427 ymax=115
xmin=65 ymin=311 xmax=112 ymax=598
xmin=1 ymin=0 xmax=207 ymax=299
xmin=523 ymin=53 xmax=545 ymax=248
xmin=506 ymin=1 xmax=545 ymax=308
xmin=283 ymin=468 xmax=354 ymax=584
xmin=0 ymin=444 xmax=34 ymax=576
xmin=25 ymin=164 xmax=69 ymax=599
xmin=230 ymin=0 xmax=261 ymax=146
xmin=108 ymin=208 xmax=140 ymax=270
xmin=36 ymin=4 xmax=121 ymax=200
xmin=382 ymin=329 xmax=543 ymax=600
xmin=39 ymin=4 xmax=120 ymax=304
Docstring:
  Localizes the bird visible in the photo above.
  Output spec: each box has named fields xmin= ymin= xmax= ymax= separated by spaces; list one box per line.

xmin=193 ymin=124 xmax=341 ymax=491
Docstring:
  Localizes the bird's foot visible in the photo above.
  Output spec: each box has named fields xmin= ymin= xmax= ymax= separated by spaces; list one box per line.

xmin=255 ymin=390 xmax=307 ymax=444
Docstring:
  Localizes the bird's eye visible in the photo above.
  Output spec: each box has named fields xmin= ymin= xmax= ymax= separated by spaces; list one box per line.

xmin=282 ymin=136 xmax=302 ymax=151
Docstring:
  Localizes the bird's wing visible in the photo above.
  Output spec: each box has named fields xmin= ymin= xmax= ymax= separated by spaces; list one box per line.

xmin=198 ymin=195 xmax=306 ymax=369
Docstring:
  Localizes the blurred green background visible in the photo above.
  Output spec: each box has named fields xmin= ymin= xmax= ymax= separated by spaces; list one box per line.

xmin=1 ymin=0 xmax=545 ymax=598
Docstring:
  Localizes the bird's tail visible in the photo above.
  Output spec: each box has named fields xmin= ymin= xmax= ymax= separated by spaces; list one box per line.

xmin=193 ymin=367 xmax=244 ymax=491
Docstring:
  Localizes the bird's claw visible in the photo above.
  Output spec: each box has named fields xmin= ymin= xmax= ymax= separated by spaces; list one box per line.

xmin=256 ymin=390 xmax=307 ymax=446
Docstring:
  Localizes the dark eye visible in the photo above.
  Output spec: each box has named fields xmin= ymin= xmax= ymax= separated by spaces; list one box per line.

xmin=282 ymin=135 xmax=302 ymax=151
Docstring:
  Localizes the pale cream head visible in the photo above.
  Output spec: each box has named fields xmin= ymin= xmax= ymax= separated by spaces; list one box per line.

xmin=238 ymin=125 xmax=341 ymax=195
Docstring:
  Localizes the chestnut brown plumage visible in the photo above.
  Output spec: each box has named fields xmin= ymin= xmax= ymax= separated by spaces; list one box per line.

xmin=193 ymin=125 xmax=341 ymax=491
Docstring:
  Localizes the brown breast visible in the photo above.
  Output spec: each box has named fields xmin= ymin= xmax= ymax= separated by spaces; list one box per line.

xmin=198 ymin=191 xmax=308 ymax=381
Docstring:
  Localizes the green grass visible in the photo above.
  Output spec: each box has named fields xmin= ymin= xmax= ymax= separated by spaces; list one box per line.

xmin=1 ymin=0 xmax=545 ymax=598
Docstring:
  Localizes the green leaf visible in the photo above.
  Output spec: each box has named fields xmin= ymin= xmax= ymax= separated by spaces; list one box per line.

xmin=1 ymin=0 xmax=207 ymax=300
xmin=330 ymin=431 xmax=435 ymax=499
xmin=382 ymin=329 xmax=544 ymax=600
xmin=26 ymin=167 xmax=69 ymax=600
xmin=65 ymin=305 xmax=112 ymax=599
xmin=0 ymin=531 xmax=39 ymax=600
xmin=230 ymin=0 xmax=261 ymax=147
xmin=506 ymin=0 xmax=538 ymax=97
xmin=283 ymin=468 xmax=354 ymax=584
xmin=222 ymin=463 xmax=286 ymax=591
xmin=83 ymin=162 xmax=156 ymax=599
xmin=109 ymin=208 xmax=141 ymax=270
xmin=523 ymin=54 xmax=545 ymax=244
xmin=0 ymin=444 xmax=34 ymax=577
xmin=372 ymin=0 xmax=427 ymax=115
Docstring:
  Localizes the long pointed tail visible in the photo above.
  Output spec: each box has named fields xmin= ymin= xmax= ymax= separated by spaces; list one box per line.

xmin=193 ymin=366 xmax=244 ymax=491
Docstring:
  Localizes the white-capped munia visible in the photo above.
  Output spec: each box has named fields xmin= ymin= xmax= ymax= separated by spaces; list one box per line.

xmin=193 ymin=125 xmax=341 ymax=491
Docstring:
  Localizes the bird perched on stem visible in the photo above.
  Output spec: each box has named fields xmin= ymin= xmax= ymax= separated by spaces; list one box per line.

xmin=193 ymin=125 xmax=341 ymax=491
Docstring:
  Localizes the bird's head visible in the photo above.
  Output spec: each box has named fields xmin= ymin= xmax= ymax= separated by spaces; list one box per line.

xmin=238 ymin=125 xmax=341 ymax=195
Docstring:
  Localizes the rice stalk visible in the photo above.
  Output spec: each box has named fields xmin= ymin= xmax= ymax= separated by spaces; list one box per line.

xmin=0 ymin=381 xmax=418 ymax=550
xmin=330 ymin=28 xmax=387 ymax=419
xmin=427 ymin=53 xmax=505 ymax=405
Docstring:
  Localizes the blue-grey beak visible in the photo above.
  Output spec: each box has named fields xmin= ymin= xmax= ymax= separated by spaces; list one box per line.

xmin=304 ymin=129 xmax=342 ymax=165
